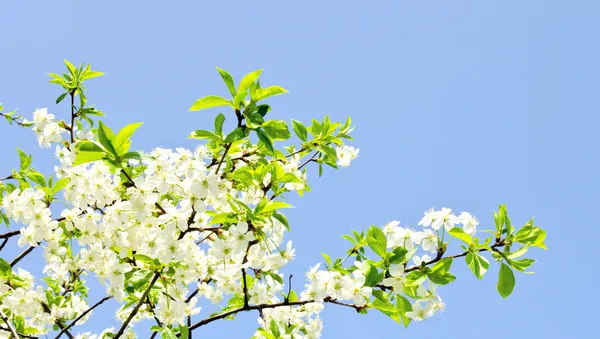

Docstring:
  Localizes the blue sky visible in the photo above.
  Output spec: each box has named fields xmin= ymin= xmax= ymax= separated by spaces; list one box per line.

xmin=0 ymin=1 xmax=597 ymax=338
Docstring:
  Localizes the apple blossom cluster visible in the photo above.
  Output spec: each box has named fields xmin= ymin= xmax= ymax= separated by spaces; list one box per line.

xmin=0 ymin=64 xmax=545 ymax=339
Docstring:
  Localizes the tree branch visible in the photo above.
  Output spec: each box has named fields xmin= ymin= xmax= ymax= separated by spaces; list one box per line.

xmin=54 ymin=296 xmax=112 ymax=339
xmin=113 ymin=272 xmax=161 ymax=339
xmin=10 ymin=245 xmax=35 ymax=267
xmin=188 ymin=297 xmax=361 ymax=331
xmin=0 ymin=309 xmax=20 ymax=339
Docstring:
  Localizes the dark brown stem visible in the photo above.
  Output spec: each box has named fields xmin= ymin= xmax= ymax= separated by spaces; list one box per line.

xmin=10 ymin=245 xmax=35 ymax=267
xmin=0 ymin=309 xmax=20 ymax=339
xmin=298 ymin=151 xmax=319 ymax=170
xmin=188 ymin=296 xmax=361 ymax=331
xmin=120 ymin=169 xmax=167 ymax=216
xmin=54 ymin=296 xmax=112 ymax=339
xmin=0 ymin=113 xmax=29 ymax=128
xmin=113 ymin=272 xmax=160 ymax=339
xmin=214 ymin=143 xmax=232 ymax=175
xmin=0 ymin=175 xmax=13 ymax=181
xmin=41 ymin=303 xmax=74 ymax=339
xmin=69 ymin=91 xmax=75 ymax=143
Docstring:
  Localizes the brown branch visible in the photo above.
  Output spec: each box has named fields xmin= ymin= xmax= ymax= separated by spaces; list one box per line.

xmin=40 ymin=303 xmax=74 ymax=339
xmin=0 ymin=230 xmax=20 ymax=239
xmin=188 ymin=296 xmax=361 ymax=331
xmin=0 ymin=309 xmax=20 ymax=339
xmin=120 ymin=169 xmax=167 ymax=216
xmin=376 ymin=240 xmax=507 ymax=291
xmin=298 ymin=151 xmax=319 ymax=171
xmin=113 ymin=272 xmax=160 ymax=339
xmin=214 ymin=143 xmax=232 ymax=175
xmin=0 ymin=113 xmax=29 ymax=128
xmin=54 ymin=296 xmax=112 ymax=339
xmin=10 ymin=245 xmax=35 ymax=267
xmin=69 ymin=91 xmax=75 ymax=144
xmin=0 ymin=175 xmax=13 ymax=181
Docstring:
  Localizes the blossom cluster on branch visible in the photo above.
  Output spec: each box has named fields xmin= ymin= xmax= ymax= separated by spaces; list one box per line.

xmin=0 ymin=61 xmax=547 ymax=339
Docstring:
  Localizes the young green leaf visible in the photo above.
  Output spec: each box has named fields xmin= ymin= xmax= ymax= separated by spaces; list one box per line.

xmin=466 ymin=252 xmax=489 ymax=280
xmin=367 ymin=226 xmax=387 ymax=258
xmin=216 ymin=67 xmax=236 ymax=97
xmin=262 ymin=120 xmax=291 ymax=140
xmin=189 ymin=96 xmax=232 ymax=111
xmin=254 ymin=86 xmax=288 ymax=101
xmin=256 ymin=129 xmax=275 ymax=153
xmin=448 ymin=227 xmax=473 ymax=245
xmin=497 ymin=263 xmax=515 ymax=298
xmin=97 ymin=121 xmax=118 ymax=157
xmin=223 ymin=127 xmax=247 ymax=144
xmin=238 ymin=69 xmax=263 ymax=94
xmin=214 ymin=113 xmax=226 ymax=135
xmin=115 ymin=122 xmax=143 ymax=156
xmin=291 ymin=119 xmax=308 ymax=141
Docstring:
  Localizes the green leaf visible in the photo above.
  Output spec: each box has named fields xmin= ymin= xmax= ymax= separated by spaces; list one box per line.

xmin=216 ymin=67 xmax=236 ymax=97
xmin=190 ymin=129 xmax=218 ymax=140
xmin=321 ymin=253 xmax=332 ymax=267
xmin=256 ymin=129 xmax=275 ymax=154
xmin=178 ymin=325 xmax=189 ymax=339
xmin=254 ymin=86 xmax=288 ymax=101
xmin=395 ymin=295 xmax=412 ymax=328
xmin=81 ymin=71 xmax=104 ymax=81
xmin=269 ymin=319 xmax=281 ymax=338
xmin=291 ymin=119 xmax=308 ymax=142
xmin=189 ymin=96 xmax=232 ymax=111
xmin=161 ymin=328 xmax=177 ymax=339
xmin=507 ymin=258 xmax=536 ymax=273
xmin=389 ymin=247 xmax=409 ymax=264
xmin=260 ymin=201 xmax=293 ymax=214
xmin=64 ymin=59 xmax=77 ymax=75
xmin=223 ymin=127 xmax=247 ymax=144
xmin=365 ymin=265 xmax=383 ymax=287
xmin=263 ymin=120 xmax=291 ymax=140
xmin=214 ymin=113 xmax=226 ymax=135
xmin=115 ymin=122 xmax=144 ymax=156
xmin=238 ymin=69 xmax=263 ymax=94
xmin=507 ymin=244 xmax=530 ymax=259
xmin=97 ymin=121 xmax=118 ymax=157
xmin=56 ymin=92 xmax=68 ymax=104
xmin=372 ymin=298 xmax=402 ymax=325
xmin=448 ymin=227 xmax=473 ymax=245
xmin=427 ymin=258 xmax=456 ymax=285
xmin=17 ymin=149 xmax=32 ymax=170
xmin=26 ymin=171 xmax=46 ymax=187
xmin=258 ymin=328 xmax=276 ymax=339
xmin=497 ymin=263 xmax=515 ymax=298
xmin=74 ymin=141 xmax=106 ymax=165
xmin=367 ymin=226 xmax=387 ymax=258
xmin=0 ymin=258 xmax=11 ymax=278
xmin=514 ymin=223 xmax=547 ymax=250
xmin=130 ymin=270 xmax=153 ymax=289
xmin=466 ymin=252 xmax=489 ymax=280
xmin=51 ymin=178 xmax=69 ymax=195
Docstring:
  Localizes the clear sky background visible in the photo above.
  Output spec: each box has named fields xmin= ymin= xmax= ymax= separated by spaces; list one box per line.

xmin=0 ymin=1 xmax=597 ymax=338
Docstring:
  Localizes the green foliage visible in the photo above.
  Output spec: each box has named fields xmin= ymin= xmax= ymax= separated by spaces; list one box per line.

xmin=497 ymin=263 xmax=515 ymax=298
xmin=367 ymin=226 xmax=387 ymax=258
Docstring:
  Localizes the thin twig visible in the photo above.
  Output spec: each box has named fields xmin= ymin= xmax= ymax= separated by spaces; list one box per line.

xmin=113 ymin=272 xmax=160 ymax=339
xmin=298 ymin=151 xmax=319 ymax=171
xmin=54 ymin=296 xmax=112 ymax=339
xmin=10 ymin=245 xmax=35 ymax=267
xmin=188 ymin=296 xmax=361 ymax=331
xmin=69 ymin=91 xmax=75 ymax=144
xmin=0 ymin=309 xmax=19 ymax=339
xmin=214 ymin=143 xmax=232 ymax=175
